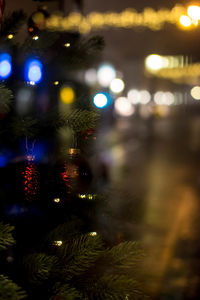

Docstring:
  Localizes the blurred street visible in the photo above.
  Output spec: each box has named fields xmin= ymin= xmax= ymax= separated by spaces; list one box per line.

xmin=96 ymin=109 xmax=200 ymax=299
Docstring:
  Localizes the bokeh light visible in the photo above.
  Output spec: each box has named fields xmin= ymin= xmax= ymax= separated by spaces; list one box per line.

xmin=140 ymin=90 xmax=151 ymax=104
xmin=93 ymin=92 xmax=108 ymax=108
xmin=60 ymin=86 xmax=75 ymax=104
xmin=84 ymin=68 xmax=97 ymax=85
xmin=97 ymin=64 xmax=116 ymax=87
xmin=179 ymin=15 xmax=192 ymax=27
xmin=145 ymin=54 xmax=168 ymax=71
xmin=25 ymin=59 xmax=42 ymax=83
xmin=127 ymin=89 xmax=141 ymax=104
xmin=191 ymin=86 xmax=200 ymax=100
xmin=109 ymin=78 xmax=125 ymax=94
xmin=154 ymin=91 xmax=175 ymax=105
xmin=0 ymin=53 xmax=12 ymax=79
xmin=187 ymin=5 xmax=200 ymax=21
xmin=114 ymin=97 xmax=135 ymax=116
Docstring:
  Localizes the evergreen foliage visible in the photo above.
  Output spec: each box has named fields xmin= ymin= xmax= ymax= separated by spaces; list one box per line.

xmin=0 ymin=222 xmax=15 ymax=250
xmin=0 ymin=7 xmax=146 ymax=300
xmin=0 ymin=275 xmax=26 ymax=300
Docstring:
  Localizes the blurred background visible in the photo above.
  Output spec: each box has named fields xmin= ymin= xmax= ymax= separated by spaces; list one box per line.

xmin=4 ymin=0 xmax=200 ymax=299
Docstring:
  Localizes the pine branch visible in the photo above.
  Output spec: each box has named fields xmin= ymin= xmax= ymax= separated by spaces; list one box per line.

xmin=57 ymin=234 xmax=104 ymax=279
xmin=10 ymin=116 xmax=38 ymax=138
xmin=0 ymin=275 xmax=26 ymax=300
xmin=51 ymin=283 xmax=81 ymax=300
xmin=0 ymin=85 xmax=13 ymax=114
xmin=1 ymin=10 xmax=27 ymax=37
xmin=46 ymin=218 xmax=84 ymax=243
xmin=103 ymin=241 xmax=144 ymax=269
xmin=24 ymin=253 xmax=58 ymax=283
xmin=61 ymin=109 xmax=99 ymax=132
xmin=0 ymin=223 xmax=15 ymax=250
xmin=87 ymin=275 xmax=144 ymax=300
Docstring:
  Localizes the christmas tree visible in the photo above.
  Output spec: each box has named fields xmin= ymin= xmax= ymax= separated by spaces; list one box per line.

xmin=0 ymin=4 xmax=145 ymax=300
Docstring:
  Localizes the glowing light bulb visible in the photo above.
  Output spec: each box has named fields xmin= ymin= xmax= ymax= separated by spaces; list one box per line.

xmin=187 ymin=5 xmax=200 ymax=21
xmin=64 ymin=42 xmax=71 ymax=47
xmin=145 ymin=54 xmax=168 ymax=71
xmin=191 ymin=86 xmax=200 ymax=100
xmin=54 ymin=198 xmax=60 ymax=203
xmin=25 ymin=59 xmax=43 ymax=84
xmin=97 ymin=64 xmax=116 ymax=87
xmin=89 ymin=232 xmax=97 ymax=236
xmin=110 ymin=78 xmax=125 ymax=94
xmin=93 ymin=92 xmax=109 ymax=108
xmin=33 ymin=36 xmax=39 ymax=40
xmin=7 ymin=34 xmax=14 ymax=39
xmin=179 ymin=15 xmax=192 ymax=27
xmin=0 ymin=53 xmax=12 ymax=79
xmin=54 ymin=81 xmax=59 ymax=85
xmin=60 ymin=86 xmax=75 ymax=104
xmin=54 ymin=241 xmax=63 ymax=246
xmin=114 ymin=97 xmax=135 ymax=117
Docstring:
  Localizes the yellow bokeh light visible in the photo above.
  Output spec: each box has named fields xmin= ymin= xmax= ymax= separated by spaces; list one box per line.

xmin=54 ymin=240 xmax=63 ymax=246
xmin=89 ymin=232 xmax=97 ymax=236
xmin=54 ymin=81 xmax=59 ymax=85
xmin=54 ymin=198 xmax=60 ymax=203
xmin=33 ymin=36 xmax=39 ymax=40
xmin=7 ymin=34 xmax=14 ymax=39
xmin=187 ymin=5 xmax=200 ymax=20
xmin=179 ymin=15 xmax=192 ymax=27
xmin=64 ymin=42 xmax=71 ymax=47
xmin=191 ymin=86 xmax=200 ymax=100
xmin=60 ymin=86 xmax=75 ymax=104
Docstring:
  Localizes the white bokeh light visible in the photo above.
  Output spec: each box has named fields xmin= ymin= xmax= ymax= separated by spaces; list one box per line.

xmin=84 ymin=68 xmax=97 ymax=85
xmin=140 ymin=90 xmax=151 ymax=104
xmin=109 ymin=78 xmax=125 ymax=94
xmin=154 ymin=91 xmax=175 ymax=105
xmin=114 ymin=97 xmax=134 ymax=116
xmin=127 ymin=89 xmax=140 ymax=104
xmin=97 ymin=64 xmax=116 ymax=87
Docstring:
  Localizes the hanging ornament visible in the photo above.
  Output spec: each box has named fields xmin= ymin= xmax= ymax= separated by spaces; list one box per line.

xmin=61 ymin=148 xmax=92 ymax=194
xmin=22 ymin=139 xmax=39 ymax=201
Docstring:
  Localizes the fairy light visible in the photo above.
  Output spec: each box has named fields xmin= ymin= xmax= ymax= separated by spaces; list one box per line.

xmin=7 ymin=34 xmax=14 ymax=39
xmin=54 ymin=198 xmax=60 ymax=203
xmin=46 ymin=5 xmax=185 ymax=33
xmin=54 ymin=81 xmax=59 ymax=85
xmin=54 ymin=241 xmax=63 ymax=246
xmin=89 ymin=232 xmax=97 ymax=236
xmin=64 ymin=42 xmax=71 ymax=47
xmin=33 ymin=36 xmax=39 ymax=40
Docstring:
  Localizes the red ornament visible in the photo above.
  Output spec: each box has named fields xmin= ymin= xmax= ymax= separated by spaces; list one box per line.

xmin=22 ymin=154 xmax=39 ymax=201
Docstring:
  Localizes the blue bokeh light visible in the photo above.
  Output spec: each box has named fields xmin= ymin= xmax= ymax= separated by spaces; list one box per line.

xmin=25 ymin=59 xmax=43 ymax=83
xmin=93 ymin=92 xmax=110 ymax=108
xmin=0 ymin=53 xmax=12 ymax=79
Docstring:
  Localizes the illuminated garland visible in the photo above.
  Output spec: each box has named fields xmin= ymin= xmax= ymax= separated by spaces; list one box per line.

xmin=46 ymin=5 xmax=185 ymax=33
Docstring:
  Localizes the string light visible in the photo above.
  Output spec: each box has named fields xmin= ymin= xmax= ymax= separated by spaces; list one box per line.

xmin=89 ymin=232 xmax=97 ymax=236
xmin=7 ymin=34 xmax=14 ymax=39
xmin=54 ymin=81 xmax=59 ymax=85
xmin=54 ymin=241 xmax=63 ymax=246
xmin=64 ymin=42 xmax=71 ymax=47
xmin=54 ymin=198 xmax=60 ymax=203
xmin=33 ymin=36 xmax=39 ymax=40
xmin=46 ymin=5 xmax=185 ymax=33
